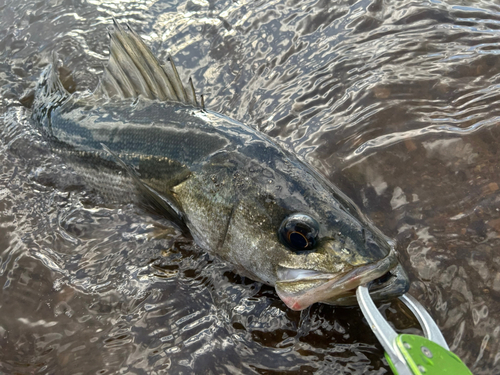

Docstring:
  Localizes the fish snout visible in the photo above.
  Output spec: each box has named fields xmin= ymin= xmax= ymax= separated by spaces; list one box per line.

xmin=275 ymin=249 xmax=407 ymax=310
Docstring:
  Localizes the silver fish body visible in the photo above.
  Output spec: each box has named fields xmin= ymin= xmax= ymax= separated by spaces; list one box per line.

xmin=32 ymin=21 xmax=409 ymax=310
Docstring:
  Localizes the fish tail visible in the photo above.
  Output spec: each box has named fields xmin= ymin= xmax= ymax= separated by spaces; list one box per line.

xmin=32 ymin=52 xmax=69 ymax=122
xmin=95 ymin=18 xmax=203 ymax=109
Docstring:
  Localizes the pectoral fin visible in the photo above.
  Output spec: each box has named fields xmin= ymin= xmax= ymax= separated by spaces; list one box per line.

xmin=101 ymin=143 xmax=186 ymax=228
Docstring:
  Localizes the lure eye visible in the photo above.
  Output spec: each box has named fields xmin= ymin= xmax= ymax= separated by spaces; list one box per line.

xmin=279 ymin=213 xmax=319 ymax=251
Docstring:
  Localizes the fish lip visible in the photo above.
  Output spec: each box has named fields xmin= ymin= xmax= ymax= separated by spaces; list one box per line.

xmin=275 ymin=249 xmax=399 ymax=311
xmin=330 ymin=262 xmax=409 ymax=306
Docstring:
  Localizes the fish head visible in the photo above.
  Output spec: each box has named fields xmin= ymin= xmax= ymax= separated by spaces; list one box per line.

xmin=220 ymin=155 xmax=410 ymax=311
xmin=273 ymin=215 xmax=409 ymax=310
xmin=272 ymin=208 xmax=409 ymax=311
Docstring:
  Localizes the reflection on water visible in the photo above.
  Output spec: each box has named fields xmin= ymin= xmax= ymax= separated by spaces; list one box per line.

xmin=1 ymin=0 xmax=500 ymax=373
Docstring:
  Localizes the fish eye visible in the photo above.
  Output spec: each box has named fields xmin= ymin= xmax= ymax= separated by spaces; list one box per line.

xmin=279 ymin=213 xmax=319 ymax=251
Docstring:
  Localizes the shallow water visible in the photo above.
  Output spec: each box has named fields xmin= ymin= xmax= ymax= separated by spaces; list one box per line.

xmin=1 ymin=0 xmax=500 ymax=373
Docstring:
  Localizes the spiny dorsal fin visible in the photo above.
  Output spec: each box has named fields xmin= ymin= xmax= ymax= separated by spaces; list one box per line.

xmin=96 ymin=19 xmax=202 ymax=108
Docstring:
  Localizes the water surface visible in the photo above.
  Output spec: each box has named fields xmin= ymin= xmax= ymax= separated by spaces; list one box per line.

xmin=1 ymin=0 xmax=500 ymax=373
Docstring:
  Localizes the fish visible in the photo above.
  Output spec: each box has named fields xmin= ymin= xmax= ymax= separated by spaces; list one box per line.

xmin=31 ymin=20 xmax=409 ymax=311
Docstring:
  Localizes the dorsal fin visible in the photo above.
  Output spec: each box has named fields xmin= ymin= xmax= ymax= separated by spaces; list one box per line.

xmin=96 ymin=19 xmax=202 ymax=108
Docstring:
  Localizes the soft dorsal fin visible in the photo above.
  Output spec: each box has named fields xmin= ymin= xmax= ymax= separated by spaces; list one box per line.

xmin=96 ymin=19 xmax=202 ymax=108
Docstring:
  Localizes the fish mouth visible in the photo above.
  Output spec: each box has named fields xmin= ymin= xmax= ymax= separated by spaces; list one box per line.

xmin=275 ymin=249 xmax=409 ymax=311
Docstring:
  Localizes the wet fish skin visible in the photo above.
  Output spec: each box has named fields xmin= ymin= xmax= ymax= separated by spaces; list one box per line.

xmin=32 ymin=21 xmax=409 ymax=310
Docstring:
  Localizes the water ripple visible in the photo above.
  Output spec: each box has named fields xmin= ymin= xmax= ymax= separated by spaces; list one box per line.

xmin=1 ymin=0 xmax=500 ymax=373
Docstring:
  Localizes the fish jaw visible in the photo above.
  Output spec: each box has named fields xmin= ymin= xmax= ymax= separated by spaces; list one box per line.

xmin=328 ymin=262 xmax=409 ymax=306
xmin=275 ymin=249 xmax=400 ymax=311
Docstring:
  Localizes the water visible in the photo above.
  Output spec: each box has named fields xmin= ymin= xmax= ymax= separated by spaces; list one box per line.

xmin=1 ymin=0 xmax=500 ymax=373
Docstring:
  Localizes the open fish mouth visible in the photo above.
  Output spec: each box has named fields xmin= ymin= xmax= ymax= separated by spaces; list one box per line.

xmin=275 ymin=250 xmax=408 ymax=310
